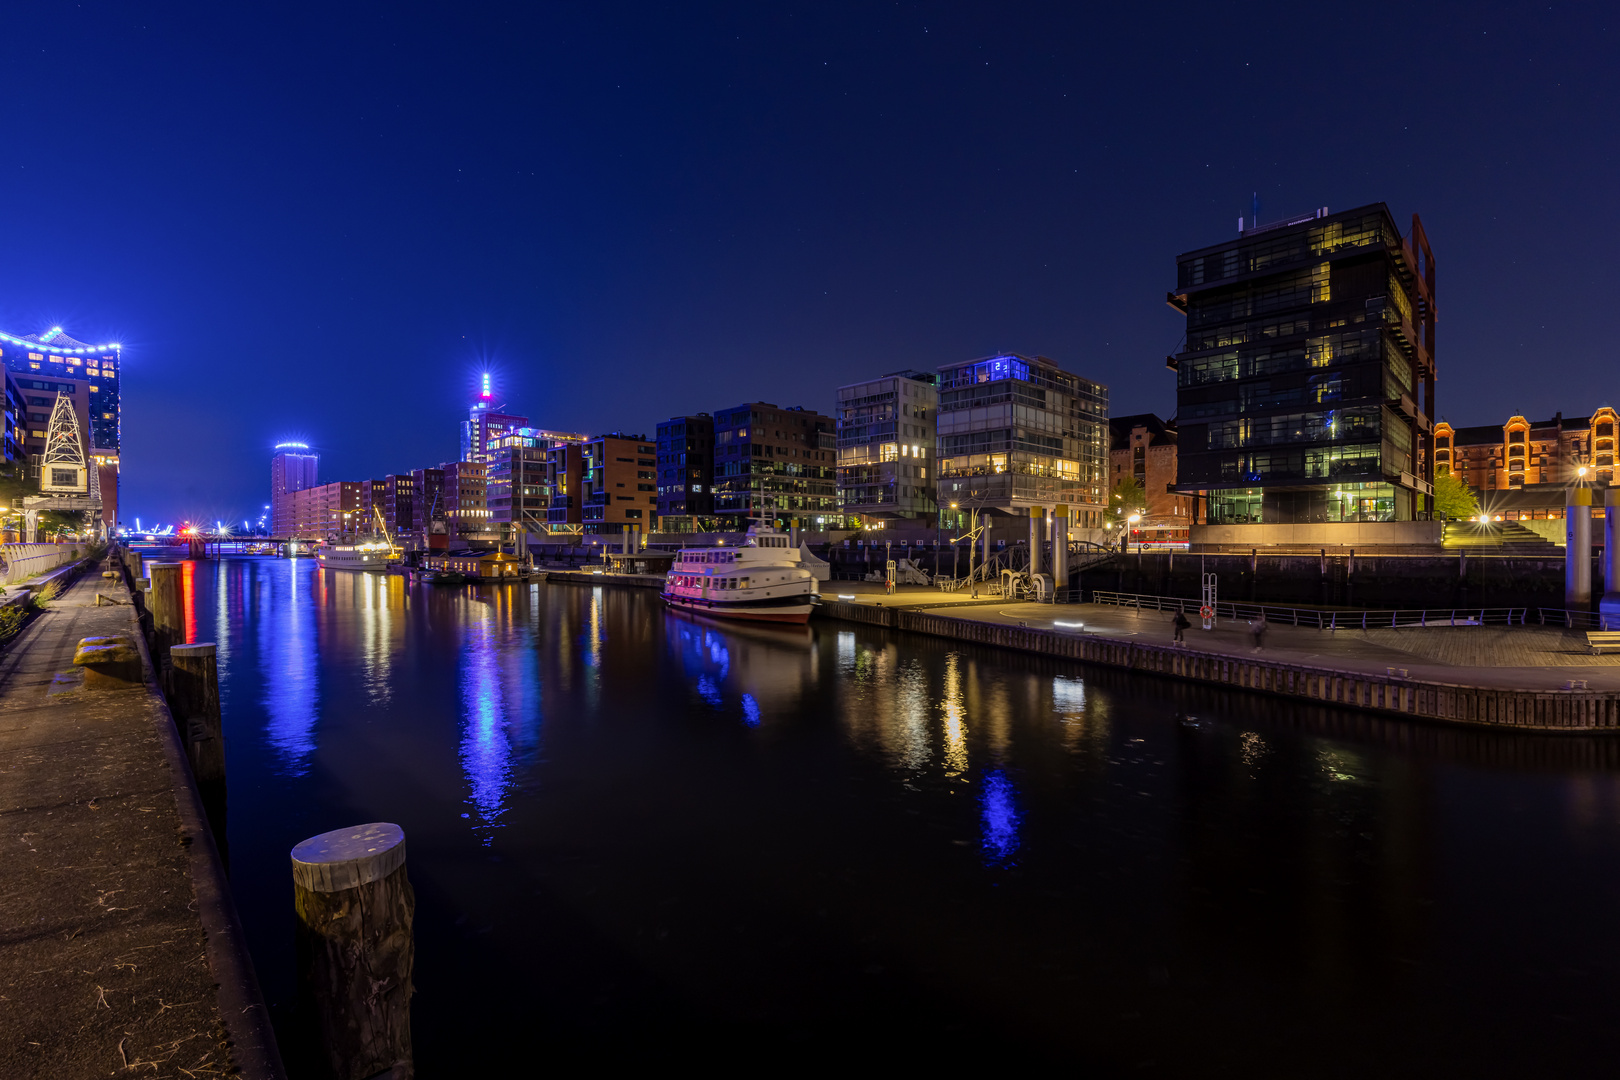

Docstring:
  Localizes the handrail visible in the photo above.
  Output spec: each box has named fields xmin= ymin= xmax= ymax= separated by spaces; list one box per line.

xmin=1088 ymin=590 xmax=1547 ymax=630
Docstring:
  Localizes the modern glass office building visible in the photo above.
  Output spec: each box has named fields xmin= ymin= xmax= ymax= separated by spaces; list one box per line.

xmin=836 ymin=370 xmax=938 ymax=525
xmin=935 ymin=354 xmax=1108 ymax=527
xmin=1167 ymin=203 xmax=1437 ymax=523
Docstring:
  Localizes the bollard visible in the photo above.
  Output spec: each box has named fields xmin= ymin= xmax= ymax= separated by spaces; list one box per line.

xmin=292 ymin=823 xmax=415 ymax=1080
xmin=170 ymin=642 xmax=224 ymax=786
xmin=73 ymin=634 xmax=143 ymax=689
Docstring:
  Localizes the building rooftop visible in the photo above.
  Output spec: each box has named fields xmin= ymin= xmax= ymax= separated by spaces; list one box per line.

xmin=1 ymin=327 xmax=121 ymax=355
xmin=1109 ymin=413 xmax=1177 ymax=451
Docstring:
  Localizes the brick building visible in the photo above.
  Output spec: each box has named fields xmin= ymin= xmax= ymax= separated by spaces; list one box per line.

xmin=1107 ymin=414 xmax=1198 ymax=539
xmin=1435 ymin=408 xmax=1619 ymax=491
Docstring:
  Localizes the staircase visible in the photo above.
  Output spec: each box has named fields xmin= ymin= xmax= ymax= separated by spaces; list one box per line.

xmin=1442 ymin=520 xmax=1563 ymax=555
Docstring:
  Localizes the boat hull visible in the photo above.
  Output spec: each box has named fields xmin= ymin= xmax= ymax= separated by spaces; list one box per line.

xmin=661 ymin=593 xmax=815 ymax=624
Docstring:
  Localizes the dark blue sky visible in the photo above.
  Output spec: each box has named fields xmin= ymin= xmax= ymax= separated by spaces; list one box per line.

xmin=1 ymin=2 xmax=1613 ymax=524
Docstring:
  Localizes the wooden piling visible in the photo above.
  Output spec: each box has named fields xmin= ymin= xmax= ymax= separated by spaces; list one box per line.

xmin=170 ymin=642 xmax=224 ymax=786
xmin=292 ymin=823 xmax=415 ymax=1080
xmin=147 ymin=562 xmax=184 ymax=667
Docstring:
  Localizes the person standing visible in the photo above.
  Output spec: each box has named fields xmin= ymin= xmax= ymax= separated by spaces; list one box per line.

xmin=1250 ymin=613 xmax=1268 ymax=653
xmin=1172 ymin=609 xmax=1190 ymax=646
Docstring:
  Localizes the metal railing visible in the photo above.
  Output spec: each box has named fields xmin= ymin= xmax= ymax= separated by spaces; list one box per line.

xmin=1089 ymin=590 xmax=1549 ymax=630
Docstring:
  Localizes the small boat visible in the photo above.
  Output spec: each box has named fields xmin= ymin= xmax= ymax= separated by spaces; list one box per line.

xmin=661 ymin=526 xmax=819 ymax=624
xmin=432 ymin=571 xmax=468 ymax=586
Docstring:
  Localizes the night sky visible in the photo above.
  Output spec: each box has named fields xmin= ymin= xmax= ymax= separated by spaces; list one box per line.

xmin=1 ymin=2 xmax=1613 ymax=525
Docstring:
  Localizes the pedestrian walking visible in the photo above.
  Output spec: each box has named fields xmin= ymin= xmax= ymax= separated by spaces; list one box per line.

xmin=1172 ymin=609 xmax=1190 ymax=646
xmin=1250 ymin=613 xmax=1268 ymax=653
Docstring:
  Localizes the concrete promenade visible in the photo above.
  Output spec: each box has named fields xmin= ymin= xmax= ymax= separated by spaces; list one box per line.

xmin=820 ymin=583 xmax=1620 ymax=731
xmin=0 ymin=559 xmax=279 ymax=1078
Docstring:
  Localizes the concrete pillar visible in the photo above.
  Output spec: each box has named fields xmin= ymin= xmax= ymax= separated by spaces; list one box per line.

xmin=1603 ymin=488 xmax=1620 ymax=623
xmin=1567 ymin=487 xmax=1592 ymax=608
xmin=980 ymin=514 xmax=992 ymax=576
xmin=1028 ymin=507 xmax=1043 ymax=578
xmin=1052 ymin=504 xmax=1069 ymax=599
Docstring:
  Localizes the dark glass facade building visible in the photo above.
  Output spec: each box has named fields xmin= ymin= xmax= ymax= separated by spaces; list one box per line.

xmin=1167 ymin=204 xmax=1436 ymax=523
xmin=655 ymin=414 xmax=715 ymax=529
xmin=712 ymin=402 xmax=838 ymax=530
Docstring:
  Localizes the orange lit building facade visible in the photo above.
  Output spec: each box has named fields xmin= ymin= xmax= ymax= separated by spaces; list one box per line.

xmin=1108 ymin=414 xmax=1199 ymax=539
xmin=1434 ymin=408 xmax=1618 ymax=491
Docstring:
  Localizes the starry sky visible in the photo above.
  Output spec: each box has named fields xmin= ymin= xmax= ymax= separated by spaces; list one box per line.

xmin=0 ymin=1 xmax=1613 ymax=524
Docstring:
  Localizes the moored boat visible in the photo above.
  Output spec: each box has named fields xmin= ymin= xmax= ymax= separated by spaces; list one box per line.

xmin=661 ymin=527 xmax=818 ymax=624
xmin=315 ymin=539 xmax=400 ymax=572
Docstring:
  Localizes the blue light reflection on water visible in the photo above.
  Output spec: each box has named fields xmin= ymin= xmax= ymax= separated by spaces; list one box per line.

xmin=741 ymin=694 xmax=761 ymax=727
xmin=980 ymin=769 xmax=1021 ymax=865
xmin=260 ymin=556 xmax=318 ymax=775
xmin=459 ymin=599 xmax=513 ymax=839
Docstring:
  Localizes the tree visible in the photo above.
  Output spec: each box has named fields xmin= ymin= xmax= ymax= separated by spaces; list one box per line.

xmin=1109 ymin=476 xmax=1147 ymax=520
xmin=1433 ymin=470 xmax=1479 ymax=521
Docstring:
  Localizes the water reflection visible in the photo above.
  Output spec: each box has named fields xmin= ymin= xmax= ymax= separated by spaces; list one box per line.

xmin=980 ymin=769 xmax=1021 ymax=865
xmin=942 ymin=652 xmax=968 ymax=778
xmin=459 ymin=595 xmax=514 ymax=839
xmin=260 ymin=557 xmax=318 ymax=775
xmin=164 ymin=556 xmax=1620 ymax=1075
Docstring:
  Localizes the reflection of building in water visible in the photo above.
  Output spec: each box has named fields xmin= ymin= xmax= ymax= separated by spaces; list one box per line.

xmin=1169 ymin=717 xmax=1432 ymax=987
xmin=456 ymin=591 xmax=545 ymax=842
xmin=261 ymin=557 xmax=320 ymax=775
xmin=666 ymin=614 xmax=818 ymax=725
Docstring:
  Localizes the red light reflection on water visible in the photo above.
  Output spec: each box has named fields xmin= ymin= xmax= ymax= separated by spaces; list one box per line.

xmin=181 ymin=560 xmax=197 ymax=644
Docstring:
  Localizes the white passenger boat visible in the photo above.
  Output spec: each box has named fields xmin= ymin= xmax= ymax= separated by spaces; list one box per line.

xmin=315 ymin=539 xmax=399 ymax=572
xmin=662 ymin=527 xmax=819 ymax=624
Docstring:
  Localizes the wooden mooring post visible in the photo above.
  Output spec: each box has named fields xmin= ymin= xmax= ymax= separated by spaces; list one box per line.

xmin=292 ymin=823 xmax=415 ymax=1080
xmin=170 ymin=642 xmax=224 ymax=787
xmin=146 ymin=562 xmax=183 ymax=678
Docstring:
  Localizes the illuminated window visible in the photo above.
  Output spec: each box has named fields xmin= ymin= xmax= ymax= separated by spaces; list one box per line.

xmin=88 ymin=385 xmax=98 ymax=392
xmin=28 ymin=363 xmax=38 ymax=370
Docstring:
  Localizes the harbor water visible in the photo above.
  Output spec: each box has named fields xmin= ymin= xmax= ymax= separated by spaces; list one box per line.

xmin=180 ymin=556 xmax=1620 ymax=1073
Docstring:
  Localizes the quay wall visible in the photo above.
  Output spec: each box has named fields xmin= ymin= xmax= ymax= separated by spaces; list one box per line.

xmin=817 ymin=600 xmax=1620 ymax=733
xmin=1076 ymin=550 xmax=1590 ymax=610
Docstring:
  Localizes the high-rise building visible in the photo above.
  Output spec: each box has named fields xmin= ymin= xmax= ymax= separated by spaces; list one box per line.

xmin=382 ymin=474 xmax=416 ymax=534
xmin=271 ymin=443 xmax=319 ymax=536
xmin=0 ymin=327 xmax=122 ymax=528
xmin=836 ymin=371 xmax=938 ymax=525
xmin=461 ymin=402 xmax=529 ymax=466
xmin=442 ymin=461 xmax=496 ymax=543
xmin=487 ymin=428 xmax=557 ymax=541
xmin=1166 ymin=203 xmax=1436 ymax=524
xmin=712 ymin=402 xmax=838 ymax=530
xmin=935 ymin=354 xmax=1108 ymax=527
xmin=655 ymin=414 xmax=715 ymax=531
xmin=579 ymin=433 xmax=659 ymax=534
xmin=284 ymin=481 xmax=363 ymax=540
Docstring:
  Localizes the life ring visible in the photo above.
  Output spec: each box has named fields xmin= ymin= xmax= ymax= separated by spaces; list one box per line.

xmin=1199 ymin=605 xmax=1214 ymax=620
